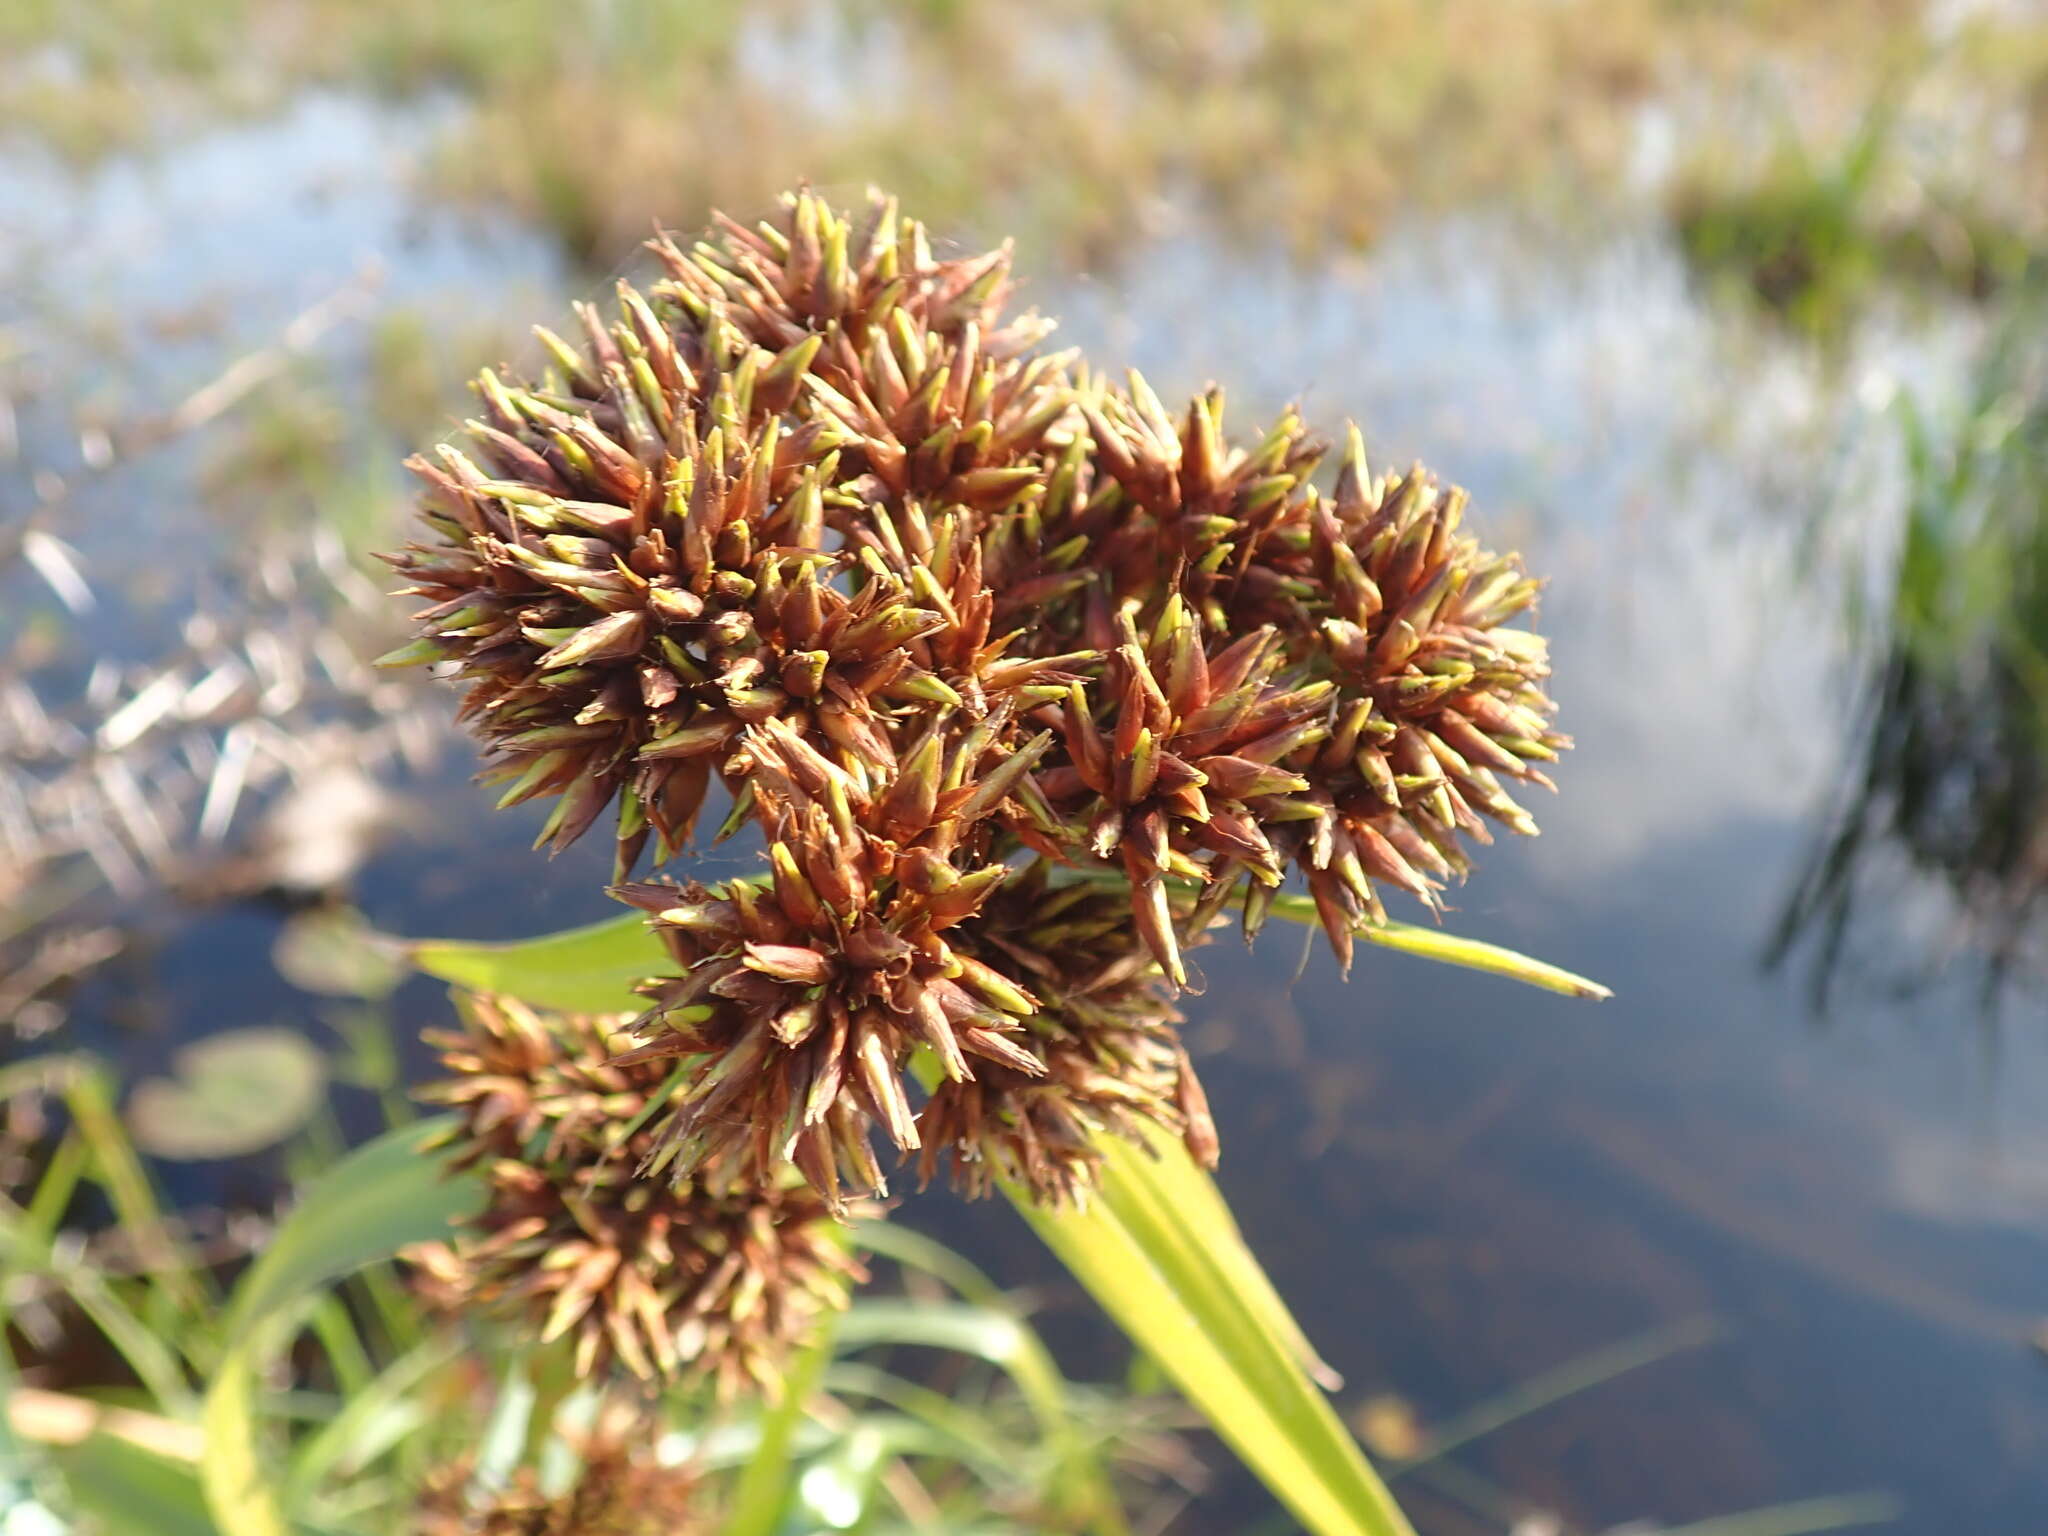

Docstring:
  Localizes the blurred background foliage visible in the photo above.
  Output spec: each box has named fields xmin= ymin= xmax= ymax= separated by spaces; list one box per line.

xmin=4 ymin=0 xmax=2046 ymax=270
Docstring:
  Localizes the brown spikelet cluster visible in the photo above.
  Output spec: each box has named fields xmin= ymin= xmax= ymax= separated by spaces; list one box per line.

xmin=405 ymin=993 xmax=862 ymax=1394
xmin=383 ymin=188 xmax=1568 ymax=1210
xmin=917 ymin=863 xmax=1215 ymax=1207
xmin=413 ymin=1423 xmax=704 ymax=1536
xmin=380 ymin=192 xmax=1071 ymax=879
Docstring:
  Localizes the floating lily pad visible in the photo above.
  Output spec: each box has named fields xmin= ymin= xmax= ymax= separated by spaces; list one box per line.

xmin=127 ymin=1028 xmax=326 ymax=1160
xmin=271 ymin=905 xmax=406 ymax=1000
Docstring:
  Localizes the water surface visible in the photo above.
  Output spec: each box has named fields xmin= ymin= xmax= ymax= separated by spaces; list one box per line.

xmin=8 ymin=89 xmax=2047 ymax=1536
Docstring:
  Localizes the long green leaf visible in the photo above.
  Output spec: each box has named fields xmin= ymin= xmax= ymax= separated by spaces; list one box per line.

xmin=1088 ymin=1142 xmax=1413 ymax=1534
xmin=1394 ymin=1315 xmax=1720 ymax=1471
xmin=1103 ymin=1127 xmax=1339 ymax=1388
xmin=200 ymin=1121 xmax=480 ymax=1536
xmin=1265 ymin=893 xmax=1612 ymax=999
xmin=1656 ymin=1493 xmax=1903 ymax=1536
xmin=408 ymin=912 xmax=672 ymax=1013
xmin=1010 ymin=1119 xmax=1416 ymax=1535
xmin=1015 ymin=1188 xmax=1396 ymax=1536
xmin=1055 ymin=869 xmax=1610 ymax=999
xmin=900 ymin=1047 xmax=1407 ymax=1536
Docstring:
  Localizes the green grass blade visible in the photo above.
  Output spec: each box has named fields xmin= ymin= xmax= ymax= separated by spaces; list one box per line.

xmin=1395 ymin=1315 xmax=1720 ymax=1471
xmin=849 ymin=1218 xmax=1007 ymax=1309
xmin=1014 ymin=1180 xmax=1412 ymax=1536
xmin=819 ymin=1360 xmax=1015 ymax=1468
xmin=1259 ymin=893 xmax=1612 ymax=998
xmin=407 ymin=912 xmax=672 ymax=1013
xmin=284 ymin=1336 xmax=459 ymax=1506
xmin=56 ymin=1060 xmax=210 ymax=1311
xmin=201 ymin=1120 xmax=480 ymax=1536
xmin=724 ymin=1309 xmax=838 ymax=1536
xmin=1656 ymin=1492 xmax=1903 ymax=1536
xmin=1054 ymin=869 xmax=1610 ymax=999
xmin=1085 ymin=1147 xmax=1414 ymax=1534
xmin=0 ymin=1191 xmax=198 ymax=1419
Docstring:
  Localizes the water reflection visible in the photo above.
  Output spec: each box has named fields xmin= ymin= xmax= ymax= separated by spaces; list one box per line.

xmin=1771 ymin=279 xmax=2048 ymax=1009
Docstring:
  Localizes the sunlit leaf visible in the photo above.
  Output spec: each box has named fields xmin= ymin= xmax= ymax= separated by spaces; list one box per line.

xmin=1266 ymin=895 xmax=1613 ymax=999
xmin=1102 ymin=1126 xmax=1339 ymax=1388
xmin=407 ymin=913 xmax=670 ymax=1013
xmin=127 ymin=1030 xmax=326 ymax=1161
xmin=1013 ymin=1132 xmax=1417 ymax=1536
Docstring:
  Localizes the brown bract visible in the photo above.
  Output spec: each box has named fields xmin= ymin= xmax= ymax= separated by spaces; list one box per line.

xmin=1223 ymin=424 xmax=1567 ymax=968
xmin=611 ymin=712 xmax=1055 ymax=1212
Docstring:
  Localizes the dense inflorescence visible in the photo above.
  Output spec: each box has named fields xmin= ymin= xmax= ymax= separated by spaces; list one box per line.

xmin=405 ymin=993 xmax=862 ymax=1393
xmin=917 ymin=862 xmax=1215 ymax=1207
xmin=383 ymin=188 xmax=1567 ymax=1214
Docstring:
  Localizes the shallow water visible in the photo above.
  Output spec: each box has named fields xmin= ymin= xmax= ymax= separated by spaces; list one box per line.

xmin=8 ymin=91 xmax=2048 ymax=1534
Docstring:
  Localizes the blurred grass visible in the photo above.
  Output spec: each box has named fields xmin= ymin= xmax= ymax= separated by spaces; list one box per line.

xmin=0 ymin=1046 xmax=1194 ymax=1534
xmin=1671 ymin=93 xmax=2036 ymax=342
xmin=1772 ymin=267 xmax=2048 ymax=1004
xmin=7 ymin=0 xmax=2048 ymax=274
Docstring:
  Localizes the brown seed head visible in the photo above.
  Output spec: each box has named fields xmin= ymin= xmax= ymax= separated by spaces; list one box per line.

xmin=917 ymin=866 xmax=1216 ymax=1207
xmin=407 ymin=993 xmax=863 ymax=1394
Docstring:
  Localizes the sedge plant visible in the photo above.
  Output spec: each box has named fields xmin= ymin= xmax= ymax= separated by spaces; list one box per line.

xmin=126 ymin=186 xmax=1613 ymax=1536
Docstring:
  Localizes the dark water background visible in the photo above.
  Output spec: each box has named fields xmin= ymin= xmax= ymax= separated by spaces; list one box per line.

xmin=5 ymin=61 xmax=2048 ymax=1536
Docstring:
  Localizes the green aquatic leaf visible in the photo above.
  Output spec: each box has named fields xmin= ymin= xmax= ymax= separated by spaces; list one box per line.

xmin=407 ymin=912 xmax=671 ymax=1013
xmin=271 ymin=907 xmax=406 ymax=1000
xmin=128 ymin=1029 xmax=326 ymax=1161
xmin=200 ymin=1120 xmax=480 ymax=1536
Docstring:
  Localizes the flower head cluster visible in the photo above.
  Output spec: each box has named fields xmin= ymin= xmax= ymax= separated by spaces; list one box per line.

xmin=405 ymin=992 xmax=862 ymax=1394
xmin=384 ymin=189 xmax=1567 ymax=1211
